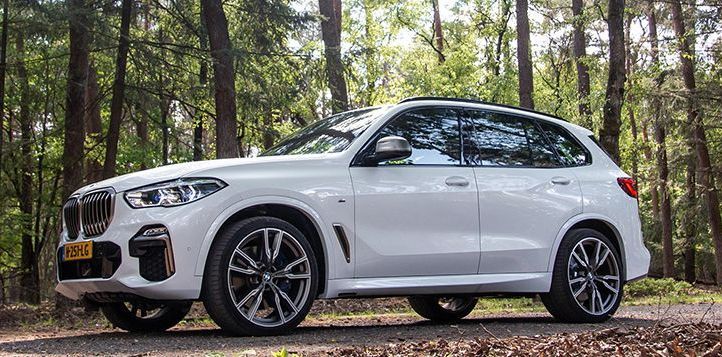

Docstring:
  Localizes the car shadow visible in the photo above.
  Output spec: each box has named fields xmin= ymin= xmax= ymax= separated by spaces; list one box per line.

xmin=0 ymin=315 xmax=655 ymax=355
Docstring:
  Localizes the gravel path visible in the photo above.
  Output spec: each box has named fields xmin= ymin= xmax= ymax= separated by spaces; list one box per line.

xmin=0 ymin=303 xmax=718 ymax=356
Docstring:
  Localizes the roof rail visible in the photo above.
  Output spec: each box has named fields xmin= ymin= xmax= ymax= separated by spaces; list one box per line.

xmin=397 ymin=96 xmax=566 ymax=121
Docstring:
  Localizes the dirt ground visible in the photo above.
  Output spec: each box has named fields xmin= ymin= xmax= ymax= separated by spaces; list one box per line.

xmin=0 ymin=302 xmax=718 ymax=356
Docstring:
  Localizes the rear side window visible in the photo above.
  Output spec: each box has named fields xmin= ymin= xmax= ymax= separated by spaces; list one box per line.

xmin=538 ymin=122 xmax=590 ymax=166
xmin=376 ymin=107 xmax=461 ymax=165
xmin=461 ymin=110 xmax=560 ymax=167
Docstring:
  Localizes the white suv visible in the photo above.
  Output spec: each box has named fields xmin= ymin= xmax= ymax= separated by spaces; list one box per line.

xmin=56 ymin=98 xmax=650 ymax=335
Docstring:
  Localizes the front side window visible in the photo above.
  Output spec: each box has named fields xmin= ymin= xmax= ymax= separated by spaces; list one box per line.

xmin=538 ymin=122 xmax=590 ymax=166
xmin=375 ymin=107 xmax=461 ymax=165
xmin=462 ymin=110 xmax=560 ymax=167
xmin=262 ymin=107 xmax=387 ymax=156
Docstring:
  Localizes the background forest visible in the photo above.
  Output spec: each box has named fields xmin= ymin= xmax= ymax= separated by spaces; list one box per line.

xmin=0 ymin=0 xmax=720 ymax=305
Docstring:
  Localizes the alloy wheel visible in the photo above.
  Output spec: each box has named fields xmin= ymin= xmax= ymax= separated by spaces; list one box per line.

xmin=438 ymin=297 xmax=475 ymax=312
xmin=226 ymin=228 xmax=312 ymax=327
xmin=567 ymin=237 xmax=621 ymax=315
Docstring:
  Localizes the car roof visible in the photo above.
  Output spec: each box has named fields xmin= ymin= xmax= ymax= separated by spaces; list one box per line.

xmin=395 ymin=96 xmax=593 ymax=137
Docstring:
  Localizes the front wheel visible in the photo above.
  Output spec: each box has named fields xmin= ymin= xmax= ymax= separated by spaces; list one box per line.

xmin=203 ymin=217 xmax=318 ymax=336
xmin=541 ymin=228 xmax=623 ymax=323
xmin=408 ymin=296 xmax=477 ymax=321
xmin=100 ymin=301 xmax=192 ymax=332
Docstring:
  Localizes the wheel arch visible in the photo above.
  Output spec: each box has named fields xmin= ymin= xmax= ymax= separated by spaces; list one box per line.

xmin=195 ymin=197 xmax=331 ymax=297
xmin=547 ymin=214 xmax=626 ymax=281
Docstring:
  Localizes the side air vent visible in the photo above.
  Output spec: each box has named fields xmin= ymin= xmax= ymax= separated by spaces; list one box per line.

xmin=332 ymin=224 xmax=351 ymax=263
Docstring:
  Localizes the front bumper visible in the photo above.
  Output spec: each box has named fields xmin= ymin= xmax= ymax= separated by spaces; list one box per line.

xmin=55 ymin=191 xmax=226 ymax=301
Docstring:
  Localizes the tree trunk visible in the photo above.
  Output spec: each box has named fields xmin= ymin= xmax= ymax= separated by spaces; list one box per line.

xmin=194 ymin=4 xmax=208 ymax=161
xmin=135 ymin=106 xmax=148 ymax=170
xmin=85 ymin=63 xmax=103 ymax=183
xmin=682 ymin=155 xmax=697 ymax=282
xmin=646 ymin=2 xmax=675 ymax=279
xmin=158 ymin=27 xmax=170 ymax=164
xmin=432 ymin=0 xmax=444 ymax=64
xmin=571 ymin=0 xmax=591 ymax=126
xmin=63 ymin=0 xmax=89 ymax=200
xmin=202 ymin=0 xmax=238 ymax=158
xmin=657 ymin=121 xmax=675 ymax=278
xmin=670 ymin=0 xmax=722 ymax=285
xmin=102 ymin=0 xmax=133 ymax=179
xmin=599 ymin=0 xmax=625 ymax=164
xmin=515 ymin=0 xmax=534 ymax=109
xmin=624 ymin=13 xmax=638 ymax=182
xmin=0 ymin=0 xmax=7 ymax=172
xmin=16 ymin=33 xmax=39 ymax=304
xmin=319 ymin=0 xmax=349 ymax=113
xmin=60 ymin=0 xmax=91 ymax=309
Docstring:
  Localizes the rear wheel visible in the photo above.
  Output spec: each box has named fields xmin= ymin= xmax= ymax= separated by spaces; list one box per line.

xmin=101 ymin=301 xmax=192 ymax=332
xmin=203 ymin=217 xmax=318 ymax=336
xmin=541 ymin=228 xmax=623 ymax=323
xmin=408 ymin=296 xmax=477 ymax=321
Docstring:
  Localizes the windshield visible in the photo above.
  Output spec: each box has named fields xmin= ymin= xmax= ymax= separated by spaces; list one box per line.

xmin=262 ymin=107 xmax=387 ymax=156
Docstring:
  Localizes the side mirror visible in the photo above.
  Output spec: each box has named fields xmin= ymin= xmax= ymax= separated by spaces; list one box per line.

xmin=370 ymin=136 xmax=412 ymax=163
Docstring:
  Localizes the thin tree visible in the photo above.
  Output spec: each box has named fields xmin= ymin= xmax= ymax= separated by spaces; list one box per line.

xmin=646 ymin=2 xmax=675 ymax=279
xmin=16 ymin=32 xmax=39 ymax=304
xmin=515 ymin=0 xmax=533 ymax=109
xmin=194 ymin=4 xmax=209 ymax=161
xmin=0 ymin=0 xmax=7 ymax=172
xmin=102 ymin=0 xmax=133 ymax=178
xmin=670 ymin=0 xmax=722 ymax=285
xmin=159 ymin=26 xmax=169 ymax=164
xmin=202 ymin=0 xmax=238 ymax=158
xmin=432 ymin=0 xmax=444 ymax=64
xmin=319 ymin=0 xmax=349 ymax=113
xmin=571 ymin=0 xmax=591 ymax=126
xmin=599 ymin=0 xmax=625 ymax=163
xmin=85 ymin=63 xmax=103 ymax=183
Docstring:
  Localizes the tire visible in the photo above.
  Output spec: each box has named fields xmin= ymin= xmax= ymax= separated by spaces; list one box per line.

xmin=100 ymin=301 xmax=192 ymax=332
xmin=541 ymin=228 xmax=623 ymax=323
xmin=202 ymin=216 xmax=318 ymax=336
xmin=408 ymin=296 xmax=478 ymax=321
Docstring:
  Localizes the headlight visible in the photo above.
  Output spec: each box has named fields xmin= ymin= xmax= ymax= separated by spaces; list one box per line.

xmin=124 ymin=178 xmax=227 ymax=208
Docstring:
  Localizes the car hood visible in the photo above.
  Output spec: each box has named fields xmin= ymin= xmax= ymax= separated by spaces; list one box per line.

xmin=71 ymin=154 xmax=334 ymax=195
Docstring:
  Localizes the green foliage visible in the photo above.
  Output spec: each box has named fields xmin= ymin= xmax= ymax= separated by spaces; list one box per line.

xmin=625 ymin=278 xmax=697 ymax=299
xmin=1 ymin=0 xmax=722 ymax=305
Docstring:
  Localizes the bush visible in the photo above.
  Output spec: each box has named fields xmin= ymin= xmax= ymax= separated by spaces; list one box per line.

xmin=625 ymin=278 xmax=695 ymax=298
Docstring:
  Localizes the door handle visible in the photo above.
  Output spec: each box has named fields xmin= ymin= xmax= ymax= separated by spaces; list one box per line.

xmin=445 ymin=176 xmax=470 ymax=187
xmin=551 ymin=176 xmax=571 ymax=185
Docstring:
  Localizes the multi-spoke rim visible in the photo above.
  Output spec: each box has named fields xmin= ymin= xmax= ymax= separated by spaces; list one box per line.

xmin=123 ymin=301 xmax=165 ymax=319
xmin=568 ymin=237 xmax=620 ymax=315
xmin=438 ymin=297 xmax=475 ymax=312
xmin=226 ymin=228 xmax=312 ymax=327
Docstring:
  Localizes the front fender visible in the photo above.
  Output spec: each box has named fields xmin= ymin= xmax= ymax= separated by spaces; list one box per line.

xmin=192 ymin=195 xmax=334 ymax=282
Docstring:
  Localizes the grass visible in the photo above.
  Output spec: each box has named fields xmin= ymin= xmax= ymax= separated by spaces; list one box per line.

xmin=3 ymin=279 xmax=720 ymax=332
xmin=309 ymin=278 xmax=722 ymax=320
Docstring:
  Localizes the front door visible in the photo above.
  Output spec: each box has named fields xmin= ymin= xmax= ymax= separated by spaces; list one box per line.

xmin=351 ymin=107 xmax=481 ymax=278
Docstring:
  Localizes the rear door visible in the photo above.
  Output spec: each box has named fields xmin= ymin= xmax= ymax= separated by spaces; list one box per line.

xmin=461 ymin=110 xmax=584 ymax=274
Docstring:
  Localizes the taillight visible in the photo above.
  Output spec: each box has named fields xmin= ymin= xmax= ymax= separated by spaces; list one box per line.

xmin=617 ymin=177 xmax=638 ymax=198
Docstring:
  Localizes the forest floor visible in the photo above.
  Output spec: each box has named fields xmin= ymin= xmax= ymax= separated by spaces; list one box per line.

xmin=0 ymin=299 xmax=720 ymax=356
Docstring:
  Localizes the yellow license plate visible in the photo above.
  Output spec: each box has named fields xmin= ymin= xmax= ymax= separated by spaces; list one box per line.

xmin=63 ymin=241 xmax=93 ymax=261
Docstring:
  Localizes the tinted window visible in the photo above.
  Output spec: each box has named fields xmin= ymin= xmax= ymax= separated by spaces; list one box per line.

xmin=262 ymin=107 xmax=386 ymax=156
xmin=375 ymin=108 xmax=461 ymax=165
xmin=539 ymin=122 xmax=590 ymax=166
xmin=462 ymin=110 xmax=559 ymax=167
